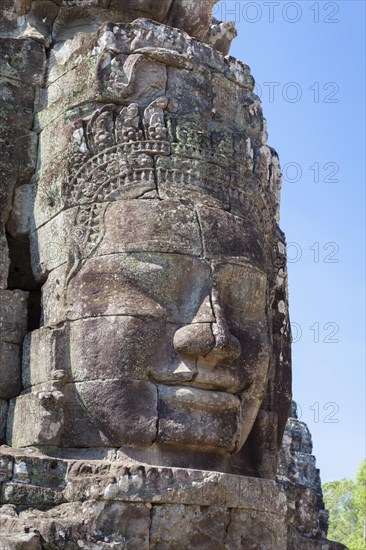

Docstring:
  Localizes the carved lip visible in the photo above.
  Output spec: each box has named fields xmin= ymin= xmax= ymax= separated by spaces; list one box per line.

xmin=150 ymin=360 xmax=244 ymax=395
xmin=158 ymin=385 xmax=240 ymax=412
xmin=189 ymin=364 xmax=244 ymax=394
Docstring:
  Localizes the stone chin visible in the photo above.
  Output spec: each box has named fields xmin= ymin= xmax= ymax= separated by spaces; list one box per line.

xmin=154 ymin=384 xmax=268 ymax=456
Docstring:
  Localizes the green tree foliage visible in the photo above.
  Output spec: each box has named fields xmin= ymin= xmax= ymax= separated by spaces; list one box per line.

xmin=323 ymin=460 xmax=366 ymax=549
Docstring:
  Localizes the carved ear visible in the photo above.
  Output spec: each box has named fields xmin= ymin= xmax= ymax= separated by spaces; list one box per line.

xmin=253 ymin=225 xmax=291 ymax=477
xmin=270 ymin=226 xmax=292 ymax=449
xmin=231 ymin=226 xmax=291 ymax=479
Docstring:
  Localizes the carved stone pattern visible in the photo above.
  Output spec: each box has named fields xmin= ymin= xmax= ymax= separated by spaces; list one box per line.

xmin=67 ymin=99 xmax=276 ymax=278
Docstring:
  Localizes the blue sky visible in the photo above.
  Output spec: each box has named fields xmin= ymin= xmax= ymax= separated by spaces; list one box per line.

xmin=214 ymin=0 xmax=365 ymax=482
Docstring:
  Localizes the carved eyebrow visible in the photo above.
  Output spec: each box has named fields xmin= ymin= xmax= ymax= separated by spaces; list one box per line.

xmin=211 ymin=260 xmax=267 ymax=276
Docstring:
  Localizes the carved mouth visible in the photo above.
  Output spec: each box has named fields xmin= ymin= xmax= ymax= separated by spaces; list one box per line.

xmin=150 ymin=359 xmax=245 ymax=395
xmin=189 ymin=362 xmax=244 ymax=394
xmin=158 ymin=385 xmax=240 ymax=412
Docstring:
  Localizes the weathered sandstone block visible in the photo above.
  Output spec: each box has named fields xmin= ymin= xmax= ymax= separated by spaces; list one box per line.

xmin=0 ymin=289 xmax=28 ymax=344
xmin=0 ymin=343 xmax=22 ymax=401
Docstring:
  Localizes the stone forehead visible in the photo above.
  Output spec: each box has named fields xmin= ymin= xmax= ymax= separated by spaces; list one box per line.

xmin=58 ymin=197 xmax=266 ymax=293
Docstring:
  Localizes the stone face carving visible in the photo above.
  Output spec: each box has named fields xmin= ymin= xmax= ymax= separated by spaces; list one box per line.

xmin=0 ymin=6 xmax=346 ymax=549
xmin=3 ymin=19 xmax=291 ymax=480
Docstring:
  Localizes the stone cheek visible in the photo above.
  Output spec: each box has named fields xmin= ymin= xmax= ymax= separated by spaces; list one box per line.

xmin=65 ymin=253 xmax=212 ymax=324
xmin=71 ymin=380 xmax=158 ymax=447
xmin=68 ymin=317 xmax=174 ymax=383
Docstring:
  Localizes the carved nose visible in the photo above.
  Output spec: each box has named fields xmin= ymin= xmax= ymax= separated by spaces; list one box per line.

xmin=209 ymin=320 xmax=241 ymax=362
xmin=173 ymin=321 xmax=241 ymax=363
xmin=209 ymin=284 xmax=242 ymax=362
xmin=173 ymin=323 xmax=215 ymax=357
